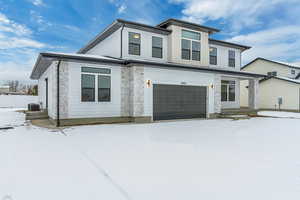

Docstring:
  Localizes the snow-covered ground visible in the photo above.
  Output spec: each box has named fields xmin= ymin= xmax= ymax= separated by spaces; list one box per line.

xmin=0 ymin=95 xmax=38 ymax=108
xmin=1 ymin=109 xmax=300 ymax=200
xmin=258 ymin=111 xmax=300 ymax=118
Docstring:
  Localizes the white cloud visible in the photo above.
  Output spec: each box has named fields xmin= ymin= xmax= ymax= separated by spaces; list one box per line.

xmin=30 ymin=0 xmax=45 ymax=6
xmin=118 ymin=4 xmax=127 ymax=14
xmin=0 ymin=13 xmax=32 ymax=36
xmin=169 ymin=0 xmax=299 ymax=31
xmin=0 ymin=12 xmax=45 ymax=49
xmin=0 ymin=37 xmax=45 ymax=49
xmin=227 ymin=25 xmax=300 ymax=64
xmin=0 ymin=12 xmax=47 ymax=82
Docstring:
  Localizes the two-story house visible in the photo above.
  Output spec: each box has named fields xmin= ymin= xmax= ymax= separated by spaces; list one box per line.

xmin=241 ymin=57 xmax=300 ymax=111
xmin=30 ymin=18 xmax=264 ymax=126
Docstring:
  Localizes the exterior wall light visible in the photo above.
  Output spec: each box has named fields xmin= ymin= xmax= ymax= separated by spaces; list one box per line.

xmin=210 ymin=84 xmax=214 ymax=88
xmin=146 ymin=79 xmax=151 ymax=88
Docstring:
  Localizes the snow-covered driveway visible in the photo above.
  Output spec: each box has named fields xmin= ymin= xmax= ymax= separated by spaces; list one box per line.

xmin=1 ymin=109 xmax=300 ymax=200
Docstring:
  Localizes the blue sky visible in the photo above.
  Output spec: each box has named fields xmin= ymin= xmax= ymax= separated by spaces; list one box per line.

xmin=1 ymin=0 xmax=300 ymax=83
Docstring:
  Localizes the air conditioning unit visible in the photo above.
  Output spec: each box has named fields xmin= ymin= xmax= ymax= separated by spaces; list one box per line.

xmin=28 ymin=103 xmax=40 ymax=111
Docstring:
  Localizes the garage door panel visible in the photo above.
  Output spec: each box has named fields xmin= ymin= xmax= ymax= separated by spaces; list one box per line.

xmin=153 ymin=84 xmax=207 ymax=120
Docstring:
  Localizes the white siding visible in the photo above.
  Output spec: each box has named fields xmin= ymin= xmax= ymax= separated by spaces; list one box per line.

xmin=86 ymin=28 xmax=121 ymax=57
xmin=260 ymin=78 xmax=300 ymax=110
xmin=38 ymin=62 xmax=56 ymax=119
xmin=121 ymin=27 xmax=168 ymax=62
xmin=67 ymin=61 xmax=122 ymax=118
xmin=143 ymin=67 xmax=215 ymax=117
xmin=209 ymin=44 xmax=241 ymax=71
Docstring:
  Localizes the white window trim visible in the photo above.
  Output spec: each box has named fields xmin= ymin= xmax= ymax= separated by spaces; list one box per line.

xmin=81 ymin=69 xmax=111 ymax=103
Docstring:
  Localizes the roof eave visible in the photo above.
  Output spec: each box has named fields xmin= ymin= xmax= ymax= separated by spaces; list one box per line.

xmin=157 ymin=18 xmax=220 ymax=34
xmin=209 ymin=39 xmax=251 ymax=51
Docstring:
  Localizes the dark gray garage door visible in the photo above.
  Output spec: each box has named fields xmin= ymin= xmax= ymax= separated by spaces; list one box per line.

xmin=153 ymin=84 xmax=207 ymax=120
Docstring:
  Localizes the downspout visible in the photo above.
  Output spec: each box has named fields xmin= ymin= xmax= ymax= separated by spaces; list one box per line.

xmin=120 ymin=24 xmax=125 ymax=58
xmin=56 ymin=60 xmax=62 ymax=127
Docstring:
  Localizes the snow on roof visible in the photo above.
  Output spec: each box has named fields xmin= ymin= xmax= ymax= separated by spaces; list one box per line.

xmin=272 ymin=60 xmax=300 ymax=69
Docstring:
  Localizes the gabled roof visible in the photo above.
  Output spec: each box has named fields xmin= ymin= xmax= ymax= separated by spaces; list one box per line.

xmin=157 ymin=18 xmax=220 ymax=34
xmin=242 ymin=57 xmax=300 ymax=70
xmin=260 ymin=76 xmax=300 ymax=85
xmin=78 ymin=19 xmax=171 ymax=54
xmin=209 ymin=39 xmax=251 ymax=51
xmin=31 ymin=52 xmax=265 ymax=80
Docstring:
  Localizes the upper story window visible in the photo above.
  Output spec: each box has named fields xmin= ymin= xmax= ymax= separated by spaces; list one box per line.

xmin=81 ymin=67 xmax=111 ymax=102
xmin=228 ymin=50 xmax=235 ymax=67
xmin=267 ymin=71 xmax=277 ymax=76
xmin=291 ymin=69 xmax=296 ymax=75
xmin=128 ymin=32 xmax=141 ymax=55
xmin=152 ymin=36 xmax=163 ymax=58
xmin=209 ymin=47 xmax=217 ymax=65
xmin=181 ymin=30 xmax=201 ymax=61
xmin=182 ymin=30 xmax=201 ymax=40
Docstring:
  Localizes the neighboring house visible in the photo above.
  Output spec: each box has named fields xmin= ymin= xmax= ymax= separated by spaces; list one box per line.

xmin=30 ymin=18 xmax=264 ymax=126
xmin=0 ymin=85 xmax=9 ymax=94
xmin=241 ymin=57 xmax=300 ymax=111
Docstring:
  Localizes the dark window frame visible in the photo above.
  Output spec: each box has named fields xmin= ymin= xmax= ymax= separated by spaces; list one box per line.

xmin=152 ymin=36 xmax=163 ymax=59
xmin=210 ymin=47 xmax=217 ymax=65
xmin=128 ymin=32 xmax=141 ymax=56
xmin=181 ymin=39 xmax=191 ymax=60
xmin=81 ymin=74 xmax=96 ymax=102
xmin=192 ymin=41 xmax=201 ymax=61
xmin=98 ymin=75 xmax=111 ymax=102
xmin=221 ymin=80 xmax=236 ymax=102
xmin=228 ymin=50 xmax=235 ymax=67
xmin=81 ymin=67 xmax=112 ymax=103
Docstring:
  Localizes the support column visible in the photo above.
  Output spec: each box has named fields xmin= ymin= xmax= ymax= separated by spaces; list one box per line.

xmin=248 ymin=78 xmax=259 ymax=110
xmin=129 ymin=66 xmax=144 ymax=117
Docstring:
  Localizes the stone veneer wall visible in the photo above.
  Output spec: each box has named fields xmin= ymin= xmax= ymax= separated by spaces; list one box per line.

xmin=121 ymin=66 xmax=130 ymax=116
xmin=59 ymin=61 xmax=69 ymax=119
xmin=50 ymin=61 xmax=69 ymax=120
xmin=121 ymin=65 xmax=145 ymax=117
xmin=214 ymin=74 xmax=221 ymax=114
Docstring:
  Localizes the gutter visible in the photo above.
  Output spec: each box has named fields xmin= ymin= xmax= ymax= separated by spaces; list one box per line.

xmin=56 ymin=60 xmax=61 ymax=127
xmin=120 ymin=24 xmax=125 ymax=58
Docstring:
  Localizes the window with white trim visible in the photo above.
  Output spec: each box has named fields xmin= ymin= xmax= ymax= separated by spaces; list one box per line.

xmin=81 ymin=67 xmax=111 ymax=102
xmin=228 ymin=50 xmax=235 ymax=67
xmin=152 ymin=36 xmax=163 ymax=58
xmin=128 ymin=32 xmax=141 ymax=55
xmin=209 ymin=47 xmax=217 ymax=65
xmin=181 ymin=30 xmax=201 ymax=61
xmin=221 ymin=80 xmax=235 ymax=102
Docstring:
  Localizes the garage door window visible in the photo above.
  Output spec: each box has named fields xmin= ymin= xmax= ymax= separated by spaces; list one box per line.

xmin=221 ymin=80 xmax=235 ymax=102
